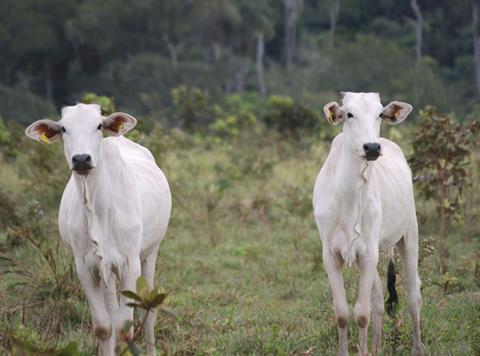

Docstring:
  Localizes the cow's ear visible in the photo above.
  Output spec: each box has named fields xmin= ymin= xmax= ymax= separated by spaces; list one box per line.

xmin=25 ymin=119 xmax=62 ymax=144
xmin=323 ymin=102 xmax=344 ymax=125
xmin=381 ymin=101 xmax=412 ymax=125
xmin=103 ymin=112 xmax=137 ymax=136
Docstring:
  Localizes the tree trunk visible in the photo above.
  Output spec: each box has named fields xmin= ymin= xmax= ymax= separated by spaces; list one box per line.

xmin=213 ymin=43 xmax=222 ymax=61
xmin=438 ymin=167 xmax=446 ymax=275
xmin=163 ymin=34 xmax=184 ymax=67
xmin=233 ymin=56 xmax=249 ymax=93
xmin=284 ymin=0 xmax=303 ymax=67
xmin=473 ymin=1 xmax=480 ymax=96
xmin=328 ymin=0 xmax=340 ymax=47
xmin=410 ymin=0 xmax=423 ymax=107
xmin=410 ymin=0 xmax=423 ymax=62
xmin=255 ymin=32 xmax=266 ymax=99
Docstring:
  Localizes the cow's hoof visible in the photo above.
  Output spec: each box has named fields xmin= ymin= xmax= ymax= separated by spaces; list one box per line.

xmin=118 ymin=325 xmax=134 ymax=342
xmin=94 ymin=325 xmax=112 ymax=340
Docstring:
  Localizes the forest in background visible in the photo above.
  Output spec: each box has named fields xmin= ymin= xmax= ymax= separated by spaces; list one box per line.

xmin=1 ymin=0 xmax=480 ymax=127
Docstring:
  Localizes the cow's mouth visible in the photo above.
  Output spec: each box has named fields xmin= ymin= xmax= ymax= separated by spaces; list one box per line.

xmin=73 ymin=167 xmax=93 ymax=175
xmin=363 ymin=151 xmax=381 ymax=161
xmin=365 ymin=154 xmax=379 ymax=161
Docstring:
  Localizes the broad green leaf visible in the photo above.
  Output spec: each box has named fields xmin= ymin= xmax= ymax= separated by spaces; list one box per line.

xmin=147 ymin=288 xmax=165 ymax=303
xmin=136 ymin=276 xmax=150 ymax=299
xmin=121 ymin=290 xmax=143 ymax=302
xmin=148 ymin=293 xmax=167 ymax=308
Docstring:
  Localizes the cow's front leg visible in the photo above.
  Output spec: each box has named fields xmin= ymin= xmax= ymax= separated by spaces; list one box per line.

xmin=355 ymin=246 xmax=379 ymax=356
xmin=117 ymin=257 xmax=142 ymax=342
xmin=75 ymin=261 xmax=115 ymax=356
xmin=323 ymin=243 xmax=349 ymax=356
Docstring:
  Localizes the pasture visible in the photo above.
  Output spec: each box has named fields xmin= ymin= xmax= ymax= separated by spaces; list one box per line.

xmin=0 ymin=118 xmax=478 ymax=355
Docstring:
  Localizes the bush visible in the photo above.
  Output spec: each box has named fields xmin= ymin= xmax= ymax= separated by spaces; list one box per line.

xmin=262 ymin=95 xmax=320 ymax=135
xmin=409 ymin=106 xmax=479 ymax=274
xmin=171 ymin=85 xmax=213 ymax=131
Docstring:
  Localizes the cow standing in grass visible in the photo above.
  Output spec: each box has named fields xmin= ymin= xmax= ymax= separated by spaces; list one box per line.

xmin=25 ymin=104 xmax=171 ymax=356
xmin=313 ymin=92 xmax=423 ymax=355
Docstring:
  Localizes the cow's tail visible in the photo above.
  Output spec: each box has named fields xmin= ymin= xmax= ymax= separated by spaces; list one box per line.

xmin=386 ymin=248 xmax=398 ymax=316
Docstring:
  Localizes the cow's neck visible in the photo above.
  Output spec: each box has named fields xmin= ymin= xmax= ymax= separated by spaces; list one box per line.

xmin=338 ymin=145 xmax=373 ymax=203
xmin=72 ymin=141 xmax=129 ymax=282
xmin=75 ymin=156 xmax=107 ymax=212
xmin=337 ymin=144 xmax=374 ymax=258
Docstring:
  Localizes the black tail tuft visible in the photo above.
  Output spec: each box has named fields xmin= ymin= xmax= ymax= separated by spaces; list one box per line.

xmin=386 ymin=259 xmax=398 ymax=316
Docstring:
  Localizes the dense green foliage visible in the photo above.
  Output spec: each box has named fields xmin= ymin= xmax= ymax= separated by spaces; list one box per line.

xmin=0 ymin=0 xmax=479 ymax=125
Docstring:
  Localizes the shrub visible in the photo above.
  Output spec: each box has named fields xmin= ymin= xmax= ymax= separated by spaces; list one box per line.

xmin=262 ymin=95 xmax=320 ymax=136
xmin=409 ymin=106 xmax=479 ymax=274
xmin=82 ymin=93 xmax=116 ymax=115
xmin=171 ymin=85 xmax=213 ymax=131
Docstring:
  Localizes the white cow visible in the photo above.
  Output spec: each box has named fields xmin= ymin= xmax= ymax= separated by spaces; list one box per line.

xmin=313 ymin=92 xmax=422 ymax=355
xmin=25 ymin=104 xmax=171 ymax=355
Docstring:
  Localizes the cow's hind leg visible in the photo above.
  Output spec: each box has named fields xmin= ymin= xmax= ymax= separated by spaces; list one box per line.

xmin=323 ymin=246 xmax=349 ymax=356
xmin=76 ymin=262 xmax=115 ymax=356
xmin=398 ymin=234 xmax=423 ymax=356
xmin=140 ymin=250 xmax=159 ymax=356
xmin=371 ymin=271 xmax=384 ymax=355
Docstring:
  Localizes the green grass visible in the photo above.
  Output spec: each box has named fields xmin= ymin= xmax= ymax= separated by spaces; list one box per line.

xmin=1 ymin=132 xmax=479 ymax=355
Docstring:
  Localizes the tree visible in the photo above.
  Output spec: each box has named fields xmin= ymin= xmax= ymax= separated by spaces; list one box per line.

xmin=409 ymin=106 xmax=479 ymax=274
xmin=328 ymin=0 xmax=340 ymax=47
xmin=284 ymin=0 xmax=303 ymax=67
xmin=410 ymin=0 xmax=424 ymax=106
xmin=235 ymin=0 xmax=277 ymax=98
xmin=473 ymin=0 xmax=480 ymax=96
xmin=410 ymin=0 xmax=423 ymax=62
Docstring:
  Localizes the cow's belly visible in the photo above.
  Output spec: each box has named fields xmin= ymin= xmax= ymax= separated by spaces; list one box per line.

xmin=132 ymin=166 xmax=171 ymax=258
xmin=375 ymin=166 xmax=416 ymax=249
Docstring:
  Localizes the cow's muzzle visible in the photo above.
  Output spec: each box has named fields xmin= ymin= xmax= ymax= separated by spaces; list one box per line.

xmin=363 ymin=142 xmax=381 ymax=161
xmin=72 ymin=154 xmax=93 ymax=175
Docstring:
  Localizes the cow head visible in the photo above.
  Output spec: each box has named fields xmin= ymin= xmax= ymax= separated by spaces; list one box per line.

xmin=25 ymin=104 xmax=137 ymax=175
xmin=323 ymin=92 xmax=412 ymax=161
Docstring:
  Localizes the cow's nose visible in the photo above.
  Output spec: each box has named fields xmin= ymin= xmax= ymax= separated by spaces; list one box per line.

xmin=72 ymin=154 xmax=93 ymax=174
xmin=363 ymin=143 xmax=381 ymax=161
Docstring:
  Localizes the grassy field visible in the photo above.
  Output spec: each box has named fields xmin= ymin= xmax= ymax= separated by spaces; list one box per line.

xmin=0 ymin=125 xmax=479 ymax=355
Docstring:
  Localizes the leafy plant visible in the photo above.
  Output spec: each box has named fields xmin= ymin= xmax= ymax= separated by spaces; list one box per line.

xmin=409 ymin=106 xmax=479 ymax=274
xmin=262 ymin=95 xmax=320 ymax=136
xmin=119 ymin=276 xmax=175 ymax=355
xmin=171 ymin=85 xmax=212 ymax=132
xmin=210 ymin=111 xmax=257 ymax=140
xmin=82 ymin=93 xmax=116 ymax=116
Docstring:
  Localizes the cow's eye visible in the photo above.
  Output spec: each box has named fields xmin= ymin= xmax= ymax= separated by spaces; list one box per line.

xmin=97 ymin=124 xmax=103 ymax=130
xmin=379 ymin=113 xmax=383 ymax=118
xmin=347 ymin=112 xmax=354 ymax=118
xmin=61 ymin=126 xmax=66 ymax=133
